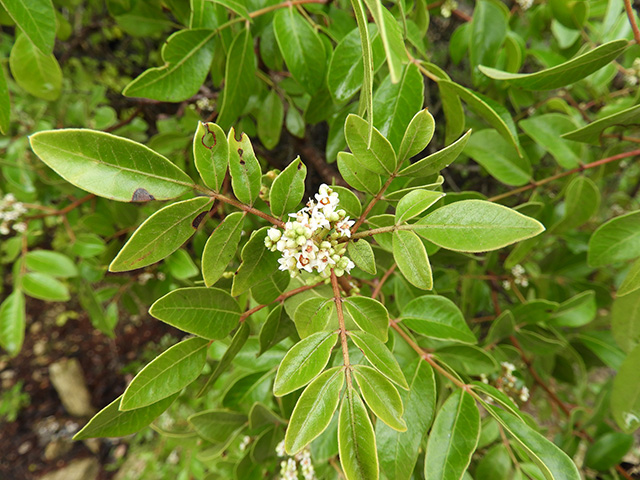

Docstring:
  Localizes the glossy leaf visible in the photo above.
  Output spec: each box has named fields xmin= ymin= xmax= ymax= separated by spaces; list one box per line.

xmin=479 ymin=39 xmax=629 ymax=90
xmin=10 ymin=34 xmax=61 ymax=101
xmin=0 ymin=0 xmax=55 ymax=54
xmin=353 ymin=365 xmax=406 ymax=431
xmin=149 ymin=287 xmax=241 ymax=339
xmin=339 ymin=387 xmax=379 ymax=480
xmin=395 ymin=190 xmax=443 ymax=224
xmin=464 ymin=129 xmax=531 ymax=186
xmin=273 ymin=8 xmax=326 ymax=94
xmin=337 ymin=152 xmax=382 ymax=195
xmin=188 ymin=409 xmax=247 ymax=444
xmin=74 ymin=394 xmax=177 ymax=439
xmin=612 ymin=344 xmax=640 ymax=433
xmin=121 ymin=337 xmax=208 ymax=410
xmin=362 ymin=0 xmax=407 ymax=83
xmin=228 ymin=128 xmax=262 ymax=204
xmin=401 ymin=295 xmax=476 ymax=344
xmin=393 ymin=229 xmax=433 ymax=290
xmin=22 ymin=272 xmax=69 ymax=302
xmin=24 ymin=250 xmax=78 ymax=278
xmin=293 ymin=297 xmax=335 ymax=338
xmin=123 ymin=29 xmax=215 ymax=102
xmin=209 ymin=0 xmax=249 ymax=19
xmin=588 ymin=211 xmax=640 ymax=266
xmin=611 ymin=289 xmax=640 ymax=354
xmin=202 ymin=211 xmax=244 ymax=287
xmin=193 ymin=122 xmax=228 ymax=192
xmin=274 ymin=331 xmax=338 ymax=396
xmin=398 ymin=129 xmax=471 ymax=177
xmin=398 ymin=108 xmax=435 ymax=165
xmin=29 ymin=129 xmax=193 ymax=202
xmin=350 ymin=0 xmax=374 ymax=131
xmin=232 ymin=227 xmax=280 ymax=296
xmin=285 ymin=366 xmax=344 ymax=454
xmin=377 ymin=360 xmax=436 ymax=480
xmin=198 ymin=322 xmax=249 ymax=396
xmin=349 ymin=330 xmax=408 ymax=390
xmin=584 ymin=432 xmax=634 ymax=471
xmin=217 ymin=28 xmax=256 ymax=130
xmin=110 ymin=197 xmax=211 ymax=272
xmin=270 ymin=157 xmax=307 ymax=218
xmin=345 ymin=114 xmax=397 ymax=175
xmin=257 ymin=91 xmax=284 ymax=150
xmin=619 ymin=258 xmax=640 ymax=297
xmin=347 ymin=240 xmax=377 ymax=275
xmin=424 ymin=390 xmax=480 ymax=480
xmin=550 ymin=176 xmax=600 ymax=233
xmin=343 ymin=296 xmax=389 ymax=342
xmin=0 ymin=291 xmax=25 ymax=357
xmin=414 ymin=200 xmax=545 ymax=252
xmin=469 ymin=0 xmax=508 ymax=84
xmin=519 ymin=114 xmax=582 ymax=169
xmin=258 ymin=304 xmax=294 ymax=356
xmin=562 ymin=104 xmax=640 ymax=145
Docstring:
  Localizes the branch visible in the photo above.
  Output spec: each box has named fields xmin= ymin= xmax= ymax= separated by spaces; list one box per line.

xmin=211 ymin=192 xmax=285 ymax=228
xmin=331 ymin=269 xmax=352 ymax=386
xmin=351 ymin=173 xmax=396 ymax=234
xmin=624 ymin=0 xmax=640 ymax=44
xmin=371 ymin=263 xmax=396 ymax=300
xmin=25 ymin=194 xmax=95 ymax=220
xmin=239 ymin=281 xmax=323 ymax=322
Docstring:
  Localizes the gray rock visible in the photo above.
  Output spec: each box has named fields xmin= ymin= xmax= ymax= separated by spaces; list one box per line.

xmin=48 ymin=358 xmax=95 ymax=417
xmin=39 ymin=458 xmax=99 ymax=480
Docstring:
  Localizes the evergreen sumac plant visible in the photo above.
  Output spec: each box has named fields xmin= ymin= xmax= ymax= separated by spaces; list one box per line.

xmin=1 ymin=0 xmax=640 ymax=479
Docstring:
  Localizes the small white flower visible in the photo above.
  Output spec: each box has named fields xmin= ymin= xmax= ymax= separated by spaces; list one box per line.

xmin=519 ymin=386 xmax=530 ymax=402
xmin=516 ymin=0 xmax=533 ymax=10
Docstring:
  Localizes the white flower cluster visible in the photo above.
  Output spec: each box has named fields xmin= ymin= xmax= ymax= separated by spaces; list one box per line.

xmin=482 ymin=362 xmax=530 ymax=403
xmin=265 ymin=184 xmax=355 ymax=279
xmin=276 ymin=440 xmax=316 ymax=480
xmin=623 ymin=58 xmax=640 ymax=86
xmin=0 ymin=193 xmax=28 ymax=235
xmin=239 ymin=435 xmax=251 ymax=452
xmin=502 ymin=264 xmax=529 ymax=290
xmin=516 ymin=0 xmax=533 ymax=10
xmin=441 ymin=0 xmax=458 ymax=18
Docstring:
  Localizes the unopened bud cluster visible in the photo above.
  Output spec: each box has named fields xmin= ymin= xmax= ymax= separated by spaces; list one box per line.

xmin=276 ymin=440 xmax=316 ymax=480
xmin=516 ymin=0 xmax=533 ymax=10
xmin=502 ymin=264 xmax=529 ymax=290
xmin=265 ymin=184 xmax=355 ymax=279
xmin=0 ymin=193 xmax=28 ymax=235
xmin=481 ymin=362 xmax=530 ymax=403
xmin=623 ymin=58 xmax=640 ymax=86
xmin=441 ymin=0 xmax=458 ymax=18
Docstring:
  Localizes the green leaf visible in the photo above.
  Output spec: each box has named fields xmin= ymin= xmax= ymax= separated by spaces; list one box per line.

xmin=551 ymin=176 xmax=600 ymax=233
xmin=347 ymin=240 xmax=377 ymax=275
xmin=29 ymin=129 xmax=194 ymax=202
xmin=439 ymin=80 xmax=520 ymax=155
xmin=273 ymin=8 xmax=326 ymax=94
xmin=193 ymin=122 xmax=228 ymax=192
xmin=345 ymin=114 xmax=397 ymax=175
xmin=373 ymin=64 xmax=424 ymax=151
xmin=188 ymin=409 xmax=247 ymax=444
xmin=0 ymin=67 xmax=10 ymax=134
xmin=398 ymin=108 xmax=435 ymax=166
xmin=149 ymin=287 xmax=241 ymax=339
xmin=24 ymin=250 xmax=78 ymax=278
xmin=0 ymin=291 xmax=25 ymax=357
xmin=216 ymin=28 xmax=256 ymax=130
xmin=577 ymin=331 xmax=625 ymax=370
xmin=350 ymin=0 xmax=374 ymax=132
xmin=257 ymin=90 xmax=284 ymax=150
xmin=293 ymin=297 xmax=336 ymax=338
xmin=339 ymin=387 xmax=379 ymax=480
xmin=401 ymin=295 xmax=476 ymax=344
xmin=519 ymin=114 xmax=582 ymax=169
xmin=475 ymin=445 xmax=512 ymax=480
xmin=73 ymin=394 xmax=177 ymax=440
xmin=9 ymin=33 xmax=61 ymax=101
xmin=121 ymin=337 xmax=208 ymax=410
xmin=21 ymin=272 xmax=69 ymax=302
xmin=328 ymin=24 xmax=384 ymax=103
xmin=435 ymin=345 xmax=499 ymax=376
xmin=343 ymin=296 xmax=389 ymax=342
xmin=232 ymin=227 xmax=279 ymax=296
xmin=585 ymin=432 xmax=634 ymax=471
xmin=222 ymin=369 xmax=273 ymax=410
xmin=0 ymin=0 xmax=55 ymax=54
xmin=353 ymin=365 xmax=406 ymax=431
xmin=392 ymin=230 xmax=432 ymax=290
xmin=198 ymin=322 xmax=249 ymax=397
xmin=285 ymin=366 xmax=344 ymax=455
xmin=362 ymin=0 xmax=407 ymax=83
xmin=376 ymin=360 xmax=436 ymax=480
xmin=414 ymin=200 xmax=545 ymax=252
xmin=562 ymin=104 xmax=640 ymax=145
xmin=612 ymin=289 xmax=640 ymax=354
xmin=424 ymin=390 xmax=480 ymax=480
xmin=479 ymin=39 xmax=629 ymax=90
xmin=611 ymin=344 xmax=640 ymax=433
xmin=619 ymin=258 xmax=640 ymax=297
xmin=588 ymin=211 xmax=640 ymax=266
xmin=202 ymin=211 xmax=244 ymax=287
xmin=398 ymin=129 xmax=471 ymax=177
xmin=337 ymin=152 xmax=382 ymax=195
xmin=123 ymin=29 xmax=215 ymax=102
xmin=258 ymin=304 xmax=294 ymax=356
xmin=208 ymin=0 xmax=249 ymax=20
xmin=463 ymin=129 xmax=531 ymax=186
xmin=484 ymin=403 xmax=581 ymax=480
xmin=274 ymin=331 xmax=338 ymax=396
xmin=228 ymin=128 xmax=262 ymax=205
xmin=469 ymin=0 xmax=508 ymax=85
xmin=395 ymin=190 xmax=443 ymax=224
xmin=110 ymin=197 xmax=211 ymax=272
xmin=349 ymin=331 xmax=408 ymax=390
xmin=270 ymin=157 xmax=307 ymax=218
xmin=549 ymin=291 xmax=596 ymax=328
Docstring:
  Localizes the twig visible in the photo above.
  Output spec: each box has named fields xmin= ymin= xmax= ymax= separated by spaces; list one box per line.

xmin=294 ymin=136 xmax=348 ymax=187
xmin=331 ymin=269 xmax=352 ymax=387
xmin=25 ymin=193 xmax=95 ymax=220
xmin=239 ymin=281 xmax=323 ymax=322
xmin=624 ymin=0 xmax=640 ymax=44
xmin=211 ymin=192 xmax=285 ymax=228
xmin=371 ymin=263 xmax=396 ymax=300
xmin=351 ymin=174 xmax=396 ymax=234
xmin=104 ymin=107 xmax=143 ymax=133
